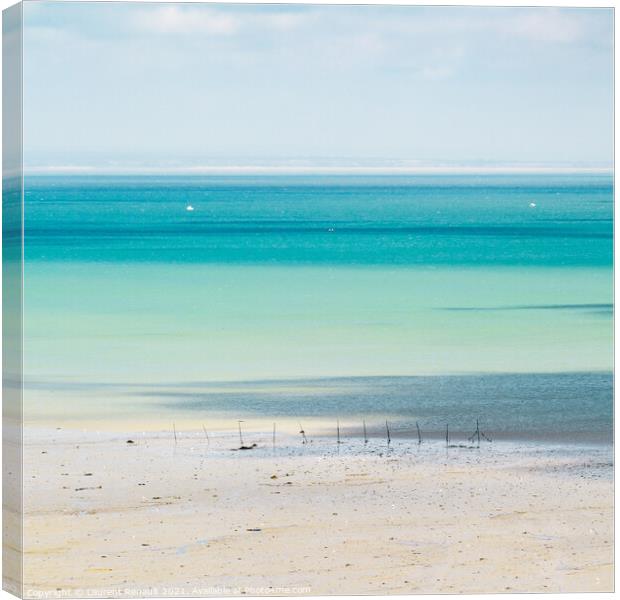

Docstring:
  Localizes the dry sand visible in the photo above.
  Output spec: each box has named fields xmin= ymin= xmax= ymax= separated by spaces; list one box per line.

xmin=14 ymin=426 xmax=613 ymax=597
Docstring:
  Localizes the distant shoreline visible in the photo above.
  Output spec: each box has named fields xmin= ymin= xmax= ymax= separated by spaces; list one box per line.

xmin=22 ymin=165 xmax=614 ymax=176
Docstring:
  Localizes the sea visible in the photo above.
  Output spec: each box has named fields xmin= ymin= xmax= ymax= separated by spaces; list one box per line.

xmin=21 ymin=174 xmax=613 ymax=443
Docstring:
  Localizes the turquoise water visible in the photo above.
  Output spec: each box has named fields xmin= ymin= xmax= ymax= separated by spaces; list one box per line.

xmin=22 ymin=175 xmax=613 ymax=440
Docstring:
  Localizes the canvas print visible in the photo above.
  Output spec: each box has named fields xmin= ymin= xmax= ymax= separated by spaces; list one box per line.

xmin=2 ymin=2 xmax=614 ymax=598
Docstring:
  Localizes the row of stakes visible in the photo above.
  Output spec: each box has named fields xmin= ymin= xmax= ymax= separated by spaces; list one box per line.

xmin=170 ymin=418 xmax=492 ymax=451
xmin=332 ymin=418 xmax=491 ymax=449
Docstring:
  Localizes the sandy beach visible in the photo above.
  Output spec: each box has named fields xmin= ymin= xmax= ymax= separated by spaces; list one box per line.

xmin=16 ymin=425 xmax=613 ymax=597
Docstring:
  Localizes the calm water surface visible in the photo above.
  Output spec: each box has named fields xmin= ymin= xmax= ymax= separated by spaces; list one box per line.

xmin=22 ymin=175 xmax=613 ymax=442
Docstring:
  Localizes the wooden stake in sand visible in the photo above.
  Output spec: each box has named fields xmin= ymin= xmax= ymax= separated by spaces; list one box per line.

xmin=416 ymin=421 xmax=422 ymax=445
xmin=299 ymin=424 xmax=308 ymax=444
xmin=363 ymin=419 xmax=368 ymax=444
xmin=337 ymin=419 xmax=342 ymax=444
xmin=202 ymin=425 xmax=210 ymax=446
xmin=173 ymin=422 xmax=178 ymax=445
xmin=237 ymin=421 xmax=245 ymax=447
xmin=445 ymin=423 xmax=450 ymax=447
xmin=468 ymin=418 xmax=492 ymax=447
xmin=386 ymin=420 xmax=391 ymax=447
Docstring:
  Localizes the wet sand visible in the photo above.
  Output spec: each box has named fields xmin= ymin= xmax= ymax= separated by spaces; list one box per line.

xmin=17 ymin=426 xmax=613 ymax=597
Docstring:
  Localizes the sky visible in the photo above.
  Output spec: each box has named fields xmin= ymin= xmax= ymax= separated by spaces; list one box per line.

xmin=22 ymin=2 xmax=614 ymax=172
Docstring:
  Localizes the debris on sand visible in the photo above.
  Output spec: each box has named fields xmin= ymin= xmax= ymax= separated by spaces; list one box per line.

xmin=232 ymin=443 xmax=258 ymax=451
xmin=126 ymin=440 xmax=135 ymax=444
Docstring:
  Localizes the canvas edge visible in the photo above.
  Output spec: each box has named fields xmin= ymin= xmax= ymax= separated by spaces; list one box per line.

xmin=2 ymin=2 xmax=24 ymax=598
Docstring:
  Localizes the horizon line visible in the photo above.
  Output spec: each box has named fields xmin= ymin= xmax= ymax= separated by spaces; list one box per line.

xmin=22 ymin=164 xmax=614 ymax=176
